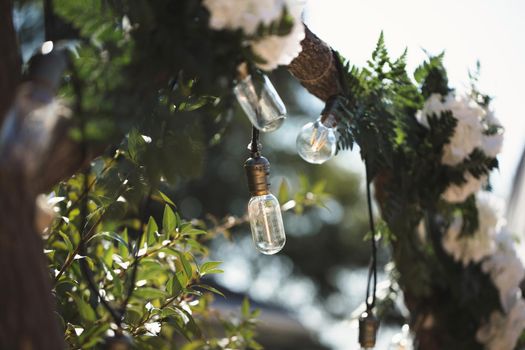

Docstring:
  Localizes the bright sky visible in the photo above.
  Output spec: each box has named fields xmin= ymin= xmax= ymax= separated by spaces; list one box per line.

xmin=304 ymin=0 xmax=525 ymax=199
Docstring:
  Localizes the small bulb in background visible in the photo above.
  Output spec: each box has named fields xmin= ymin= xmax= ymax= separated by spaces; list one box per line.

xmin=358 ymin=309 xmax=379 ymax=350
xmin=234 ymin=63 xmax=286 ymax=132
xmin=244 ymin=155 xmax=286 ymax=255
xmin=296 ymin=110 xmax=337 ymax=164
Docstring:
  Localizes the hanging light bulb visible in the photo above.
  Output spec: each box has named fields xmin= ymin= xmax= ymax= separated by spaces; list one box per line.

xmin=234 ymin=62 xmax=286 ymax=132
xmin=296 ymin=97 xmax=339 ymax=164
xmin=244 ymin=130 xmax=286 ymax=254
xmin=358 ymin=309 xmax=379 ymax=350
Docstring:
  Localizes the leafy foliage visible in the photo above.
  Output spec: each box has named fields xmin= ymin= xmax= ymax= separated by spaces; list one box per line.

xmin=47 ymin=153 xmax=235 ymax=348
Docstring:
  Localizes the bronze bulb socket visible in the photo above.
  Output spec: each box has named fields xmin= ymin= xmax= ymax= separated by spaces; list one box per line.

xmin=244 ymin=155 xmax=270 ymax=196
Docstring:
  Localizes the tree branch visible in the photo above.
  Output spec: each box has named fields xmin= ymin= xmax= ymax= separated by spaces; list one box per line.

xmin=287 ymin=25 xmax=342 ymax=101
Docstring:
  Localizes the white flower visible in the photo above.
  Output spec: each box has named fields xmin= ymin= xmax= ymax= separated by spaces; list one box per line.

xmin=416 ymin=93 xmax=486 ymax=166
xmin=441 ymin=172 xmax=487 ymax=203
xmin=250 ymin=0 xmax=305 ymax=71
xmin=476 ymin=299 xmax=525 ymax=350
xmin=480 ymin=110 xmax=504 ymax=158
xmin=251 ymin=18 xmax=304 ymax=71
xmin=202 ymin=0 xmax=305 ymax=71
xmin=442 ymin=192 xmax=503 ymax=265
xmin=144 ymin=322 xmax=162 ymax=335
xmin=482 ymin=230 xmax=525 ymax=313
xmin=203 ymin=0 xmax=283 ymax=34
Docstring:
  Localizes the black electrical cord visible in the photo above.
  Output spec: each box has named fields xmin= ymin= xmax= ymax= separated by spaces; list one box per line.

xmin=332 ymin=47 xmax=378 ymax=311
xmin=249 ymin=126 xmax=260 ymax=157
xmin=364 ymin=157 xmax=378 ymax=310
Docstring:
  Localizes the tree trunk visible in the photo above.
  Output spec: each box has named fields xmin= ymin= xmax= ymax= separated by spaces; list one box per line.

xmin=0 ymin=2 xmax=64 ymax=348
xmin=0 ymin=169 xmax=64 ymax=349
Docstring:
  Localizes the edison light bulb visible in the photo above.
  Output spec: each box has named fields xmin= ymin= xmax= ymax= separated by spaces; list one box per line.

xmin=234 ymin=63 xmax=286 ymax=132
xmin=296 ymin=113 xmax=337 ymax=164
xmin=244 ymin=155 xmax=286 ymax=254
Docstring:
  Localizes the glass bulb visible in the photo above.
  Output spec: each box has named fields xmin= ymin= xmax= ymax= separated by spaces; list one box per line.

xmin=296 ymin=116 xmax=337 ymax=164
xmin=248 ymin=193 xmax=286 ymax=254
xmin=234 ymin=74 xmax=286 ymax=132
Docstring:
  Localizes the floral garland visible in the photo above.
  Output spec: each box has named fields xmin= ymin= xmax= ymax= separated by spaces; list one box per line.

xmin=416 ymin=91 xmax=523 ymax=349
xmin=417 ymin=93 xmax=503 ymax=203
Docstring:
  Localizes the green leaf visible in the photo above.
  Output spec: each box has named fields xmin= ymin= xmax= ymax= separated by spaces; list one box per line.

xmin=146 ymin=216 xmax=159 ymax=245
xmin=278 ymin=179 xmax=289 ymax=203
xmin=167 ymin=275 xmax=183 ymax=297
xmin=120 ymin=228 xmax=129 ymax=257
xmin=199 ymin=261 xmax=223 ymax=276
xmin=99 ymin=231 xmax=130 ymax=255
xmin=132 ymin=287 xmax=168 ymax=300
xmin=181 ymin=225 xmax=207 ymax=236
xmin=69 ymin=293 xmax=96 ymax=322
xmin=175 ymin=252 xmax=193 ymax=280
xmin=128 ymin=128 xmax=147 ymax=162
xmin=137 ymin=260 xmax=164 ymax=281
xmin=162 ymin=205 xmax=177 ymax=235
xmin=173 ymin=305 xmax=201 ymax=338
xmin=158 ymin=190 xmax=176 ymax=207
xmin=242 ymin=297 xmax=251 ymax=318
xmin=59 ymin=231 xmax=74 ymax=252
xmin=176 ymin=270 xmax=189 ymax=288
xmin=194 ymin=284 xmax=225 ymax=297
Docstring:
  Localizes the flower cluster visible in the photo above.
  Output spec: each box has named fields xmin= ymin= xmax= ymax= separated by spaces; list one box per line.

xmin=440 ymin=191 xmax=525 ymax=349
xmin=477 ymin=229 xmax=525 ymax=350
xmin=481 ymin=231 xmax=525 ymax=313
xmin=202 ymin=0 xmax=306 ymax=71
xmin=417 ymin=93 xmax=485 ymax=166
xmin=416 ymin=92 xmax=504 ymax=203
xmin=442 ymin=191 xmax=503 ymax=266
xmin=441 ymin=173 xmax=487 ymax=204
